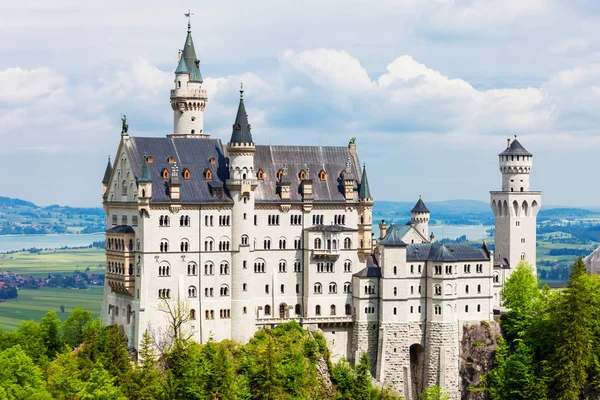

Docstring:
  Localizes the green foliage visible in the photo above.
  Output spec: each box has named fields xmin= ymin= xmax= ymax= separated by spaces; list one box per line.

xmin=61 ymin=307 xmax=93 ymax=348
xmin=0 ymin=345 xmax=52 ymax=400
xmin=331 ymin=359 xmax=356 ymax=399
xmin=420 ymin=385 xmax=450 ymax=400
xmin=78 ymin=363 xmax=126 ymax=400
xmin=39 ymin=311 xmax=64 ymax=359
xmin=353 ymin=353 xmax=372 ymax=400
xmin=500 ymin=262 xmax=541 ymax=341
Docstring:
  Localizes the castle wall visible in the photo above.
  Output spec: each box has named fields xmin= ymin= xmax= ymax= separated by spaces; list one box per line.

xmin=424 ymin=322 xmax=460 ymax=400
xmin=351 ymin=321 xmax=379 ymax=371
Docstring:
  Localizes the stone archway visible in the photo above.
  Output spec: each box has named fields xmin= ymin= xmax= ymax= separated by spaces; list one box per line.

xmin=279 ymin=303 xmax=288 ymax=318
xmin=410 ymin=343 xmax=425 ymax=398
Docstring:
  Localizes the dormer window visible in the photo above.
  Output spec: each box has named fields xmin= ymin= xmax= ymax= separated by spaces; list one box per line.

xmin=209 ymin=157 xmax=217 ymax=165
xmin=340 ymin=170 xmax=346 ymax=178
xmin=277 ymin=169 xmax=284 ymax=181
xmin=183 ymin=169 xmax=191 ymax=180
xmin=319 ymin=170 xmax=326 ymax=181
xmin=257 ymin=169 xmax=265 ymax=180
xmin=299 ymin=170 xmax=307 ymax=180
xmin=162 ymin=169 xmax=169 ymax=180
xmin=147 ymin=156 xmax=153 ymax=164
xmin=205 ymin=169 xmax=212 ymax=180
xmin=167 ymin=156 xmax=175 ymax=164
xmin=236 ymin=124 xmax=241 ymax=130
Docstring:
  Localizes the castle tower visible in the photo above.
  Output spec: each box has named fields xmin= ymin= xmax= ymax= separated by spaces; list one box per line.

xmin=490 ymin=137 xmax=542 ymax=277
xmin=410 ymin=198 xmax=430 ymax=240
xmin=101 ymin=156 xmax=112 ymax=200
xmin=226 ymin=85 xmax=258 ymax=342
xmin=170 ymin=20 xmax=208 ymax=136
xmin=358 ymin=164 xmax=374 ymax=262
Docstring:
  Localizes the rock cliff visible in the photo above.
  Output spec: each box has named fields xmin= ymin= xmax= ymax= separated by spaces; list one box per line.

xmin=460 ymin=320 xmax=501 ymax=400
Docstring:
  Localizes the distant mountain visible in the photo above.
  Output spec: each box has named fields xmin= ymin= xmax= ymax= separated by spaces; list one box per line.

xmin=374 ymin=199 xmax=494 ymax=226
xmin=0 ymin=196 xmax=104 ymax=235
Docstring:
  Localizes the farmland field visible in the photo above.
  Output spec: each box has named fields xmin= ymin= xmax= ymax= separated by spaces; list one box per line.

xmin=0 ymin=247 xmax=105 ymax=277
xmin=0 ymin=287 xmax=104 ymax=331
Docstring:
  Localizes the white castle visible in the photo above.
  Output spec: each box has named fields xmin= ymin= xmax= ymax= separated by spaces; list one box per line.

xmin=100 ymin=21 xmax=542 ymax=399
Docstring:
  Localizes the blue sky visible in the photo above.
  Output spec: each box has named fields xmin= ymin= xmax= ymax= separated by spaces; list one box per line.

xmin=1 ymin=0 xmax=600 ymax=207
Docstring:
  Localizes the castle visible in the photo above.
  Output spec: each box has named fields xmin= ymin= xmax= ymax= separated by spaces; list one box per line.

xmin=100 ymin=20 xmax=542 ymax=399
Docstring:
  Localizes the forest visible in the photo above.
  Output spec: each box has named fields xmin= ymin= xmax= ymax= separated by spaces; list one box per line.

xmin=486 ymin=258 xmax=600 ymax=399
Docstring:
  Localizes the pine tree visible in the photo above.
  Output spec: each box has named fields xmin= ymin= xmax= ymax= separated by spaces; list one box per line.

xmin=123 ymin=330 xmax=164 ymax=400
xmin=212 ymin=343 xmax=236 ymax=399
xmin=78 ymin=362 xmax=126 ymax=400
xmin=503 ymin=341 xmax=546 ymax=399
xmin=353 ymin=352 xmax=372 ymax=400
xmin=485 ymin=336 xmax=508 ymax=400
xmin=552 ymin=257 xmax=595 ymax=400
xmin=40 ymin=311 xmax=64 ymax=359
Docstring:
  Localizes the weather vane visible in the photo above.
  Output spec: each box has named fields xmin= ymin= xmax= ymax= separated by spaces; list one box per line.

xmin=184 ymin=9 xmax=194 ymax=29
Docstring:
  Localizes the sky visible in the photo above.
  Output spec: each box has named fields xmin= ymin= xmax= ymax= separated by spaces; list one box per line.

xmin=1 ymin=0 xmax=600 ymax=207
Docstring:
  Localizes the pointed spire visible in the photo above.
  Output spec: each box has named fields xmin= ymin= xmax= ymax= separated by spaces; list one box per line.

xmin=178 ymin=17 xmax=202 ymax=82
xmin=359 ymin=163 xmax=372 ymax=200
xmin=411 ymin=197 xmax=430 ymax=213
xmin=102 ymin=156 xmax=112 ymax=184
xmin=138 ymin=156 xmax=152 ymax=183
xmin=229 ymin=84 xmax=253 ymax=144
xmin=175 ymin=54 xmax=189 ymax=74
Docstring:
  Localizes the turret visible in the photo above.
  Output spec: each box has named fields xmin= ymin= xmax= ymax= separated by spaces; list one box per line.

xmin=358 ymin=163 xmax=374 ymax=261
xmin=411 ymin=197 xmax=430 ymax=239
xmin=170 ymin=21 xmax=208 ymax=136
xmin=498 ymin=136 xmax=533 ymax=192
xmin=102 ymin=156 xmax=113 ymax=199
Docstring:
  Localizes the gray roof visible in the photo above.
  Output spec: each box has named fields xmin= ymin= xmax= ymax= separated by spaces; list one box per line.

xmin=180 ymin=28 xmax=202 ymax=82
xmin=107 ymin=225 xmax=135 ymax=234
xmin=138 ymin=157 xmax=152 ymax=183
xmin=499 ymin=139 xmax=532 ymax=157
xmin=411 ymin=198 xmax=429 ymax=213
xmin=353 ymin=256 xmax=381 ymax=278
xmin=229 ymin=95 xmax=253 ymax=144
xmin=305 ymin=224 xmax=357 ymax=232
xmin=379 ymin=223 xmax=410 ymax=246
xmin=359 ymin=165 xmax=372 ymax=200
xmin=406 ymin=243 xmax=490 ymax=262
xmin=102 ymin=158 xmax=112 ymax=184
xmin=120 ymin=137 xmax=362 ymax=205
xmin=253 ymin=145 xmax=361 ymax=203
xmin=125 ymin=137 xmax=231 ymax=204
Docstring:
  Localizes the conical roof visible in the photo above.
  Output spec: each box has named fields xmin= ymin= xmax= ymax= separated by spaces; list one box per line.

xmin=138 ymin=158 xmax=152 ymax=183
xmin=411 ymin=198 xmax=429 ymax=213
xmin=499 ymin=138 xmax=532 ymax=156
xmin=102 ymin=157 xmax=112 ymax=184
xmin=359 ymin=164 xmax=371 ymax=200
xmin=175 ymin=55 xmax=189 ymax=74
xmin=180 ymin=27 xmax=202 ymax=82
xmin=229 ymin=89 xmax=253 ymax=144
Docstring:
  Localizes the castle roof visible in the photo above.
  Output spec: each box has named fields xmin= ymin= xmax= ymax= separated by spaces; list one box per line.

xmin=121 ymin=136 xmax=362 ymax=204
xmin=179 ymin=27 xmax=202 ymax=82
xmin=353 ymin=256 xmax=381 ymax=278
xmin=175 ymin=55 xmax=189 ymax=74
xmin=359 ymin=164 xmax=372 ymax=200
xmin=229 ymin=89 xmax=253 ymax=145
xmin=106 ymin=225 xmax=135 ymax=234
xmin=406 ymin=243 xmax=490 ymax=262
xmin=138 ymin=157 xmax=152 ymax=183
xmin=102 ymin=157 xmax=112 ymax=184
xmin=378 ymin=223 xmax=409 ymax=247
xmin=499 ymin=138 xmax=532 ymax=157
xmin=411 ymin=198 xmax=429 ymax=213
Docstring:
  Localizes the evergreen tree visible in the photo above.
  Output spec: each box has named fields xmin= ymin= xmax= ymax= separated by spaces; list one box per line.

xmin=61 ymin=308 xmax=93 ymax=348
xmin=353 ymin=352 xmax=372 ymax=400
xmin=503 ymin=341 xmax=546 ymax=399
xmin=78 ymin=362 xmax=126 ymax=400
xmin=485 ymin=336 xmax=509 ymax=400
xmin=212 ymin=343 xmax=236 ymax=399
xmin=331 ymin=358 xmax=356 ymax=400
xmin=14 ymin=320 xmax=47 ymax=366
xmin=40 ymin=311 xmax=64 ymax=359
xmin=551 ymin=257 xmax=596 ymax=399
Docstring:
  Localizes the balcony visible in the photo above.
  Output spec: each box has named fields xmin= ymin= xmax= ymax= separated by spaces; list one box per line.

xmin=312 ymin=249 xmax=340 ymax=260
xmin=255 ymin=315 xmax=353 ymax=326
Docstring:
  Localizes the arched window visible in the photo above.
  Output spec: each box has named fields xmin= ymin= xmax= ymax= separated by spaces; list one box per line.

xmin=314 ymin=238 xmax=322 ymax=249
xmin=147 ymin=156 xmax=153 ymax=163
xmin=160 ymin=240 xmax=169 ymax=252
xmin=477 ymin=284 xmax=482 ymax=293
xmin=465 ymin=285 xmax=469 ymax=294
xmin=257 ymin=169 xmax=265 ymax=180
xmin=167 ymin=156 xmax=175 ymax=164
xmin=264 ymin=305 xmax=271 ymax=316
xmin=188 ymin=286 xmax=197 ymax=298
xmin=330 ymin=304 xmax=336 ymax=315
xmin=314 ymin=282 xmax=322 ymax=294
xmin=315 ymin=305 xmax=321 ymax=316
xmin=434 ymin=285 xmax=442 ymax=295
xmin=343 ymin=282 xmax=351 ymax=293
xmin=278 ymin=261 xmax=287 ymax=273
xmin=345 ymin=304 xmax=352 ymax=315
xmin=209 ymin=157 xmax=217 ymax=165
xmin=241 ymin=235 xmax=249 ymax=245
xmin=364 ymin=281 xmax=376 ymax=295
xmin=187 ymin=262 xmax=197 ymax=276
xmin=319 ymin=170 xmax=326 ymax=181
xmin=344 ymin=237 xmax=351 ymax=249
xmin=190 ymin=309 xmax=196 ymax=320
xmin=299 ymin=170 xmax=307 ymax=180
xmin=465 ymin=305 xmax=469 ymax=313
xmin=183 ymin=169 xmax=191 ymax=180
xmin=435 ymin=305 xmax=441 ymax=315
xmin=329 ymin=282 xmax=337 ymax=294
xmin=295 ymin=304 xmax=301 ymax=315
xmin=162 ymin=169 xmax=169 ymax=180
xmin=220 ymin=285 xmax=230 ymax=296
xmin=365 ymin=302 xmax=375 ymax=314
xmin=205 ymin=169 xmax=212 ymax=180
xmin=204 ymin=262 xmax=214 ymax=275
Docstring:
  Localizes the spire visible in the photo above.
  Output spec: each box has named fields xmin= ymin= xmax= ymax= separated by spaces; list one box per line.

xmin=359 ymin=163 xmax=372 ymax=200
xmin=178 ymin=15 xmax=202 ymax=82
xmin=175 ymin=54 xmax=189 ymax=74
xmin=229 ymin=84 xmax=253 ymax=144
xmin=138 ymin=157 xmax=152 ymax=183
xmin=411 ymin=197 xmax=430 ymax=213
xmin=102 ymin=156 xmax=112 ymax=184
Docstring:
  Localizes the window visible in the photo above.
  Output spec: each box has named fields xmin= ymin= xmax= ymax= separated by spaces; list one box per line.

xmin=464 ymin=264 xmax=471 ymax=273
xmin=204 ymin=263 xmax=214 ymax=275
xmin=521 ymin=237 xmax=526 ymax=244
xmin=434 ymin=265 xmax=442 ymax=275
xmin=243 ymin=283 xmax=247 ymax=291
xmin=476 ymin=264 xmax=483 ymax=273
xmin=314 ymin=238 xmax=322 ymax=249
xmin=205 ymin=169 xmax=212 ymax=180
xmin=334 ymin=215 xmax=346 ymax=225
xmin=220 ymin=285 xmax=229 ymax=296
xmin=267 ymin=215 xmax=280 ymax=226
xmin=477 ymin=304 xmax=481 ymax=312
xmin=204 ymin=239 xmax=214 ymax=251
xmin=410 ymin=265 xmax=414 ymax=274
xmin=254 ymin=215 xmax=258 ymax=225
xmin=257 ymin=169 xmax=265 ymax=180
xmin=294 ymin=238 xmax=302 ymax=249
xmin=516 ymin=221 xmax=520 ymax=227
xmin=410 ymin=306 xmax=414 ymax=313
xmin=493 ymin=273 xmax=500 ymax=283
xmin=158 ymin=264 xmax=170 ymax=277
xmin=219 ymin=215 xmax=231 ymax=226
xmin=188 ymin=286 xmax=197 ymax=298
xmin=162 ymin=169 xmax=169 ymax=180
xmin=465 ymin=305 xmax=469 ymax=313
xmin=294 ymin=260 xmax=302 ymax=272
xmin=393 ymin=266 xmax=397 ymax=275
xmin=264 ymin=305 xmax=271 ymax=316
xmin=147 ymin=156 xmax=153 ymax=163
xmin=434 ymin=285 xmax=442 ymax=296
xmin=218 ymin=240 xmax=230 ymax=251
xmin=434 ymin=305 xmax=441 ymax=315
xmin=345 ymin=304 xmax=352 ymax=315
xmin=465 ymin=285 xmax=469 ymax=294
xmin=265 ymin=285 xmax=269 ymax=294
xmin=314 ymin=283 xmax=322 ymax=294
xmin=241 ymin=235 xmax=249 ymax=245
xmin=342 ymin=281 xmax=352 ymax=294
xmin=445 ymin=265 xmax=453 ymax=275
xmin=209 ymin=157 xmax=217 ymax=165
xmin=312 ymin=215 xmax=324 ymax=225
xmin=182 ymin=168 xmax=190 ymax=180
xmin=296 ymin=304 xmax=302 ymax=315
xmin=254 ymin=261 xmax=265 ymax=273
xmin=329 ymin=282 xmax=337 ymax=294
xmin=344 ymin=260 xmax=352 ymax=273
xmin=277 ymin=169 xmax=284 ymax=181
xmin=220 ymin=263 xmax=229 ymax=275
xmin=410 ymin=286 xmax=414 ymax=295
xmin=159 ymin=215 xmax=170 ymax=227
xmin=365 ymin=303 xmax=375 ymax=314
xmin=180 ymin=240 xmax=190 ymax=252
xmin=521 ymin=253 xmax=526 ymax=261
xmin=296 ymin=284 xmax=300 ymax=294
xmin=190 ymin=309 xmax=196 ymax=320
xmin=364 ymin=282 xmax=376 ymax=295
xmin=477 ymin=284 xmax=481 ymax=294
xmin=290 ymin=215 xmax=302 ymax=225
xmin=264 ymin=239 xmax=271 ymax=249
xmin=299 ymin=170 xmax=307 ymax=180
xmin=219 ymin=309 xmax=231 ymax=319
xmin=393 ymin=307 xmax=397 ymax=315
xmin=330 ymin=304 xmax=336 ymax=315
xmin=158 ymin=289 xmax=171 ymax=299
xmin=344 ymin=237 xmax=352 ymax=249
xmin=278 ymin=261 xmax=287 ymax=273
xmin=179 ymin=215 xmax=190 ymax=227
xmin=319 ymin=170 xmax=327 ymax=181
xmin=315 ymin=305 xmax=321 ymax=316
xmin=121 ymin=215 xmax=128 ymax=225
xmin=393 ymin=287 xmax=397 ymax=296
xmin=279 ymin=238 xmax=286 ymax=249
xmin=160 ymin=240 xmax=169 ymax=252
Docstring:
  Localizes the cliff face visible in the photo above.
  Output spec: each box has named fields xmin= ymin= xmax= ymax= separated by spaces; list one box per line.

xmin=460 ymin=320 xmax=501 ymax=400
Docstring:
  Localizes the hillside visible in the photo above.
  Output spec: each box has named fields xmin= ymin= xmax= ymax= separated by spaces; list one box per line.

xmin=0 ymin=196 xmax=104 ymax=235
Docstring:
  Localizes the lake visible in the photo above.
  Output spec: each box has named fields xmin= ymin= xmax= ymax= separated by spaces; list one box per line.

xmin=0 ymin=233 xmax=106 ymax=253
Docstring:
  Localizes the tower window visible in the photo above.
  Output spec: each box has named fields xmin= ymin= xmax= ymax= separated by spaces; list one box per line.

xmin=257 ymin=169 xmax=265 ymax=180
xmin=178 ymin=81 xmax=181 ymax=88
xmin=183 ymin=169 xmax=191 ymax=180
xmin=319 ymin=170 xmax=326 ymax=181
xmin=191 ymin=129 xmax=195 ymax=134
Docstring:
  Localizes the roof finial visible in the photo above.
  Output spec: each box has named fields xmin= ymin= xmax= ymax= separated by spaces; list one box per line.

xmin=184 ymin=10 xmax=194 ymax=32
xmin=108 ymin=155 xmax=111 ymax=162
xmin=514 ymin=134 xmax=517 ymax=139
xmin=419 ymin=194 xmax=421 ymax=199
xmin=240 ymin=82 xmax=244 ymax=100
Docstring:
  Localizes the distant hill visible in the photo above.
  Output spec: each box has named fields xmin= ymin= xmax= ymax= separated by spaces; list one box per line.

xmin=374 ymin=199 xmax=495 ymax=226
xmin=0 ymin=196 xmax=104 ymax=235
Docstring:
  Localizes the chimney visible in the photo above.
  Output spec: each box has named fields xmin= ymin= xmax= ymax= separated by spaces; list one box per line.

xmin=379 ymin=219 xmax=388 ymax=239
xmin=429 ymin=232 xmax=435 ymax=243
xmin=169 ymin=162 xmax=181 ymax=201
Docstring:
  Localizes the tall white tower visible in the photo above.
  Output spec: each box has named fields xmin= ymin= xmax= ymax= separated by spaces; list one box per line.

xmin=490 ymin=137 xmax=542 ymax=278
xmin=410 ymin=197 xmax=430 ymax=240
xmin=170 ymin=21 xmax=208 ymax=136
xmin=226 ymin=85 xmax=258 ymax=342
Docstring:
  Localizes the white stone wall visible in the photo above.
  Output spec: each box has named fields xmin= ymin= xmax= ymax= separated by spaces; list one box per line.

xmin=424 ymin=322 xmax=460 ymax=400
